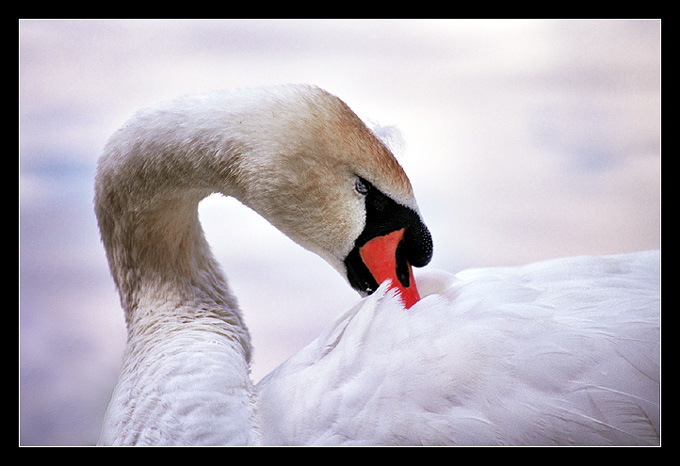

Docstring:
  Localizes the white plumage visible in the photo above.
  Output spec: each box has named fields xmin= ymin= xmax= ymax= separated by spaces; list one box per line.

xmin=258 ymin=251 xmax=660 ymax=445
xmin=95 ymin=85 xmax=660 ymax=446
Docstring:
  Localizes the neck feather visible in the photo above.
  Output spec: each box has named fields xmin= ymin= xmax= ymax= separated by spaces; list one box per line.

xmin=94 ymin=101 xmax=251 ymax=359
xmin=94 ymin=94 xmax=264 ymax=444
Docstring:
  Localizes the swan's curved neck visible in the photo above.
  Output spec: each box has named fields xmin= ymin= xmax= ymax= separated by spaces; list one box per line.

xmin=94 ymin=86 xmax=389 ymax=444
xmin=94 ymin=97 xmax=265 ymax=444
xmin=96 ymin=149 xmax=251 ymax=354
xmin=94 ymin=93 xmax=255 ymax=333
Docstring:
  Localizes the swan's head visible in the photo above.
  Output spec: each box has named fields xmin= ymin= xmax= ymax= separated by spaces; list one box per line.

xmin=224 ymin=85 xmax=433 ymax=308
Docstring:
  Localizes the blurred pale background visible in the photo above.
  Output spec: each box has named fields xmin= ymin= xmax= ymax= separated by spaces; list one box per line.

xmin=19 ymin=19 xmax=660 ymax=445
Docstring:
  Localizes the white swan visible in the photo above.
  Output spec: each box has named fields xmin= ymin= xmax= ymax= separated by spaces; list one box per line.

xmin=95 ymin=84 xmax=660 ymax=446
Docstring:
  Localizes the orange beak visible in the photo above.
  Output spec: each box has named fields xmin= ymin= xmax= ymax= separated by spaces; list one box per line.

xmin=358 ymin=229 xmax=420 ymax=308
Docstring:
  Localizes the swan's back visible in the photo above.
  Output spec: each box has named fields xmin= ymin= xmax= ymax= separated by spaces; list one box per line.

xmin=257 ymin=250 xmax=660 ymax=445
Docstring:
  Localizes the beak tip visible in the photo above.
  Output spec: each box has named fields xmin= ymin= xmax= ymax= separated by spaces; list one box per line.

xmin=400 ymin=289 xmax=420 ymax=309
xmin=396 ymin=271 xmax=421 ymax=309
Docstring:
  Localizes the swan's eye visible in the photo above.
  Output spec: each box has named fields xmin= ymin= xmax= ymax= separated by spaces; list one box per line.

xmin=355 ymin=177 xmax=369 ymax=195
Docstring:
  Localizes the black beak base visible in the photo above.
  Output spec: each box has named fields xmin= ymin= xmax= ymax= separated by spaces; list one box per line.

xmin=344 ymin=177 xmax=433 ymax=295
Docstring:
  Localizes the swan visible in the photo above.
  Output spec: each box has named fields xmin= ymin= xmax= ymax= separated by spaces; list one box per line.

xmin=95 ymin=84 xmax=660 ymax=446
